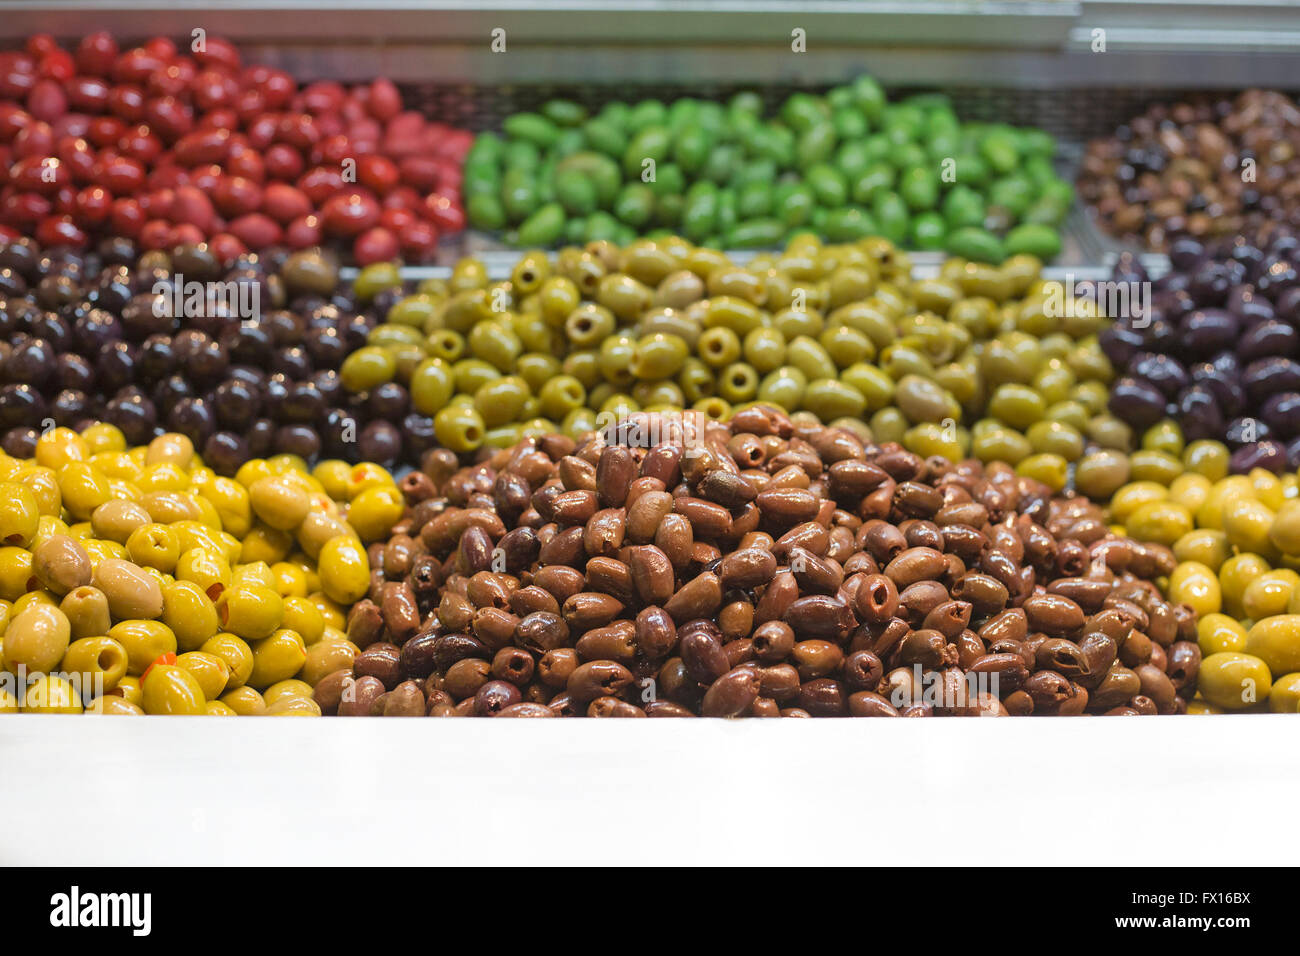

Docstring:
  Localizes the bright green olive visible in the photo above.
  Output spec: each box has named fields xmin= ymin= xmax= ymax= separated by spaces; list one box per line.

xmin=717 ymin=363 xmax=760 ymax=403
xmin=630 ymin=332 xmax=689 ymax=379
xmin=841 ymin=363 xmax=895 ymax=411
xmin=971 ymin=423 xmax=1032 ymax=465
xmin=597 ymin=334 xmax=638 ymax=387
xmin=742 ymin=327 xmax=787 ymax=373
xmin=756 ymin=365 xmax=807 ymax=411
xmin=819 ymin=325 xmax=874 ymax=368
xmin=802 ymin=379 xmax=867 ymax=421
xmin=473 ymin=376 xmax=533 ymax=427
xmin=468 ymin=319 xmax=523 ymax=372
xmin=1026 ymin=420 xmax=1084 ymax=461
xmin=433 ymin=405 xmax=487 ymax=453
xmin=772 ymin=307 xmax=824 ymax=341
xmin=697 ymin=327 xmax=742 ymax=369
xmin=1074 ymin=449 xmax=1131 ymax=500
xmin=215 ymin=584 xmax=284 ymax=642
xmin=869 ymin=407 xmax=909 ymax=445
xmin=451 ymin=358 xmax=501 ymax=396
xmin=340 ymin=346 xmax=397 ymax=392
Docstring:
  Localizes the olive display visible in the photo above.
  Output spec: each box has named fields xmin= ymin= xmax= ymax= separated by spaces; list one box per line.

xmin=0 ymin=425 xmax=402 ymax=715
xmin=317 ymin=407 xmax=1197 ymax=717
xmin=345 ymin=235 xmax=1118 ymax=479
xmin=1099 ymin=237 xmax=1300 ymax=473
xmin=466 ymin=82 xmax=1070 ymax=260
xmin=0 ymin=237 xmax=434 ymax=471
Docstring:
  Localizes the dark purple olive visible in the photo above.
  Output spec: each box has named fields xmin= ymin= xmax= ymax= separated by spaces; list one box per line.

xmin=1260 ymin=392 xmax=1300 ymax=440
xmin=151 ymin=373 xmax=194 ymax=409
xmin=0 ymin=270 xmax=26 ymax=298
xmin=1155 ymin=289 xmax=1196 ymax=326
xmin=1257 ymin=262 xmax=1298 ymax=299
xmin=95 ymin=340 xmax=140 ymax=392
xmin=338 ymin=314 xmax=371 ymax=351
xmin=88 ymin=268 xmax=133 ymax=312
xmin=273 ymin=424 xmax=321 ymax=460
xmin=1268 ymin=235 xmax=1300 ymax=262
xmin=167 ymin=396 xmax=216 ymax=446
xmin=221 ymin=321 xmax=273 ymax=366
xmin=280 ymin=381 xmax=325 ymax=424
xmin=103 ymin=390 xmax=157 ymax=445
xmin=1226 ymin=286 xmax=1275 ymax=325
xmin=226 ymin=364 xmax=266 ymax=391
xmin=321 ymin=408 xmax=359 ymax=459
xmin=28 ymin=312 xmax=72 ymax=352
xmin=270 ymin=345 xmax=312 ymax=380
xmin=136 ymin=333 xmax=176 ymax=382
xmin=1226 ymin=416 xmax=1270 ymax=448
xmin=49 ymin=389 xmax=89 ymax=426
xmin=366 ymin=382 xmax=408 ymax=420
xmin=1188 ymin=262 xmax=1234 ymax=304
xmin=403 ymin=413 xmax=438 ymax=460
xmin=1286 ymin=435 xmax=1300 ymax=470
xmin=264 ymin=309 xmax=305 ymax=347
xmin=1179 ymin=308 xmax=1239 ymax=359
xmin=1244 ymin=357 xmax=1300 ymax=404
xmin=1230 ymin=440 xmax=1287 ymax=475
xmin=0 ymin=238 xmax=40 ymax=279
xmin=370 ymin=287 xmax=404 ymax=318
xmin=203 ymin=431 xmax=249 ymax=477
xmin=120 ymin=293 xmax=174 ymax=339
xmin=1168 ymin=238 xmax=1205 ymax=272
xmin=1176 ymin=385 xmax=1226 ymax=443
xmin=183 ymin=335 xmax=230 ymax=385
xmin=0 ymin=383 xmax=46 ymax=428
xmin=1108 ymin=376 xmax=1169 ymax=429
xmin=1277 ymin=287 xmax=1300 ymax=325
xmin=357 ymin=420 xmax=401 ymax=466
xmin=1127 ymin=352 xmax=1189 ymax=399
xmin=1237 ymin=319 xmax=1299 ymax=364
xmin=57 ymin=353 xmax=95 ymax=392
xmin=1099 ymin=324 xmax=1147 ymax=370
xmin=247 ymin=418 xmax=276 ymax=458
xmin=1 ymin=425 xmax=39 ymax=457
xmin=1229 ymin=242 xmax=1266 ymax=276
xmin=212 ymin=378 xmax=261 ymax=429
xmin=34 ymin=275 xmax=78 ymax=311
xmin=4 ymin=337 xmax=57 ymax=384
xmin=304 ymin=327 xmax=346 ymax=366
xmin=309 ymin=369 xmax=342 ymax=405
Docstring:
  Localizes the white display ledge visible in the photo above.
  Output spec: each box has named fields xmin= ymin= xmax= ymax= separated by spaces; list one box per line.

xmin=1 ymin=714 xmax=1294 ymax=866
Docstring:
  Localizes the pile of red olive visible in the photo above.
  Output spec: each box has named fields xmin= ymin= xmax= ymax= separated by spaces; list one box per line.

xmin=0 ymin=32 xmax=470 ymax=262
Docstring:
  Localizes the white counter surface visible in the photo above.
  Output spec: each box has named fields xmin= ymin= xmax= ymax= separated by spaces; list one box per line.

xmin=1 ymin=715 xmax=1293 ymax=866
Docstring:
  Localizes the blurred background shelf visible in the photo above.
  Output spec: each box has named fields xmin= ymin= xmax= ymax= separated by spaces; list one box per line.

xmin=1 ymin=2 xmax=1298 ymax=92
xmin=0 ymin=3 xmax=1281 ymax=262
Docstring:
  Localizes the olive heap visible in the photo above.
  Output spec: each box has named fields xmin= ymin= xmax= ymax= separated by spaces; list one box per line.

xmin=1101 ymin=234 xmax=1300 ymax=473
xmin=0 ymin=31 xmax=470 ymax=262
xmin=0 ymin=236 xmax=439 ymax=470
xmin=1106 ymin=464 xmax=1300 ymax=713
xmin=344 ymin=234 xmax=1122 ymax=490
xmin=468 ymin=82 xmax=1071 ymax=261
xmin=0 ymin=424 xmax=404 ymax=715
xmin=317 ymin=407 xmax=1199 ymax=717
